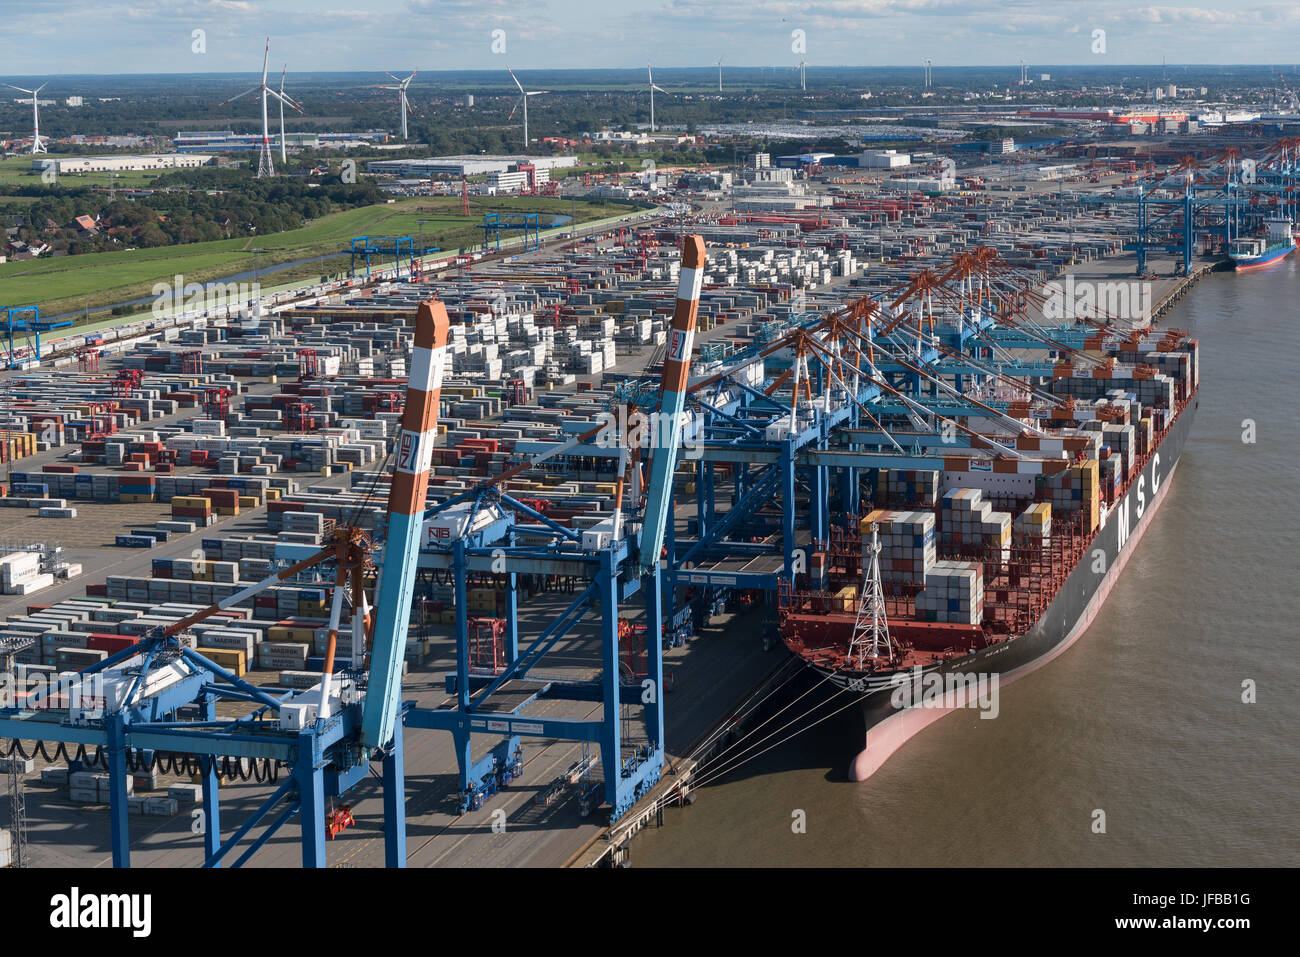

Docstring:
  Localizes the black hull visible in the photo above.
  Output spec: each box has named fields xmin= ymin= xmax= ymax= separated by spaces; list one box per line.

xmin=842 ymin=395 xmax=1199 ymax=779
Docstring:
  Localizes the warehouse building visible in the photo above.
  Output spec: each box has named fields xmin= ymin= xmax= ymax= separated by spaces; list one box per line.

xmin=856 ymin=149 xmax=912 ymax=168
xmin=33 ymin=154 xmax=214 ymax=174
xmin=486 ymin=165 xmax=552 ymax=193
xmin=175 ymin=131 xmax=388 ymax=153
xmin=367 ymin=155 xmax=578 ymax=178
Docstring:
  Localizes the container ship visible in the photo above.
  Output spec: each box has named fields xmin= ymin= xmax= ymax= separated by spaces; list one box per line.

xmin=1228 ymin=219 xmax=1297 ymax=270
xmin=779 ymin=324 xmax=1200 ymax=781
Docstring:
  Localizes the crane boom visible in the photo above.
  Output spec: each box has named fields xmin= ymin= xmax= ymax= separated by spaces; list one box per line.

xmin=637 ymin=235 xmax=705 ymax=575
xmin=361 ymin=300 xmax=449 ymax=751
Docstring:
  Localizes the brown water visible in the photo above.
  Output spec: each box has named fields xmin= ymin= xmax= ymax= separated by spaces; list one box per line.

xmin=636 ymin=261 xmax=1300 ymax=867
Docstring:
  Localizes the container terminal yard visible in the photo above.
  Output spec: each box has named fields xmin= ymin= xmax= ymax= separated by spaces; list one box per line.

xmin=0 ymin=137 xmax=1284 ymax=870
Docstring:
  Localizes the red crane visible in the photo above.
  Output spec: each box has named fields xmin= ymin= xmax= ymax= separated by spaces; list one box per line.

xmin=203 ymin=387 xmax=232 ymax=420
xmin=112 ymin=369 xmax=143 ymax=398
xmin=285 ymin=402 xmax=316 ymax=432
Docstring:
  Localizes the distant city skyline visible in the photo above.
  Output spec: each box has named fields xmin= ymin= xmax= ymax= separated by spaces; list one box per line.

xmin=0 ymin=1 xmax=1298 ymax=77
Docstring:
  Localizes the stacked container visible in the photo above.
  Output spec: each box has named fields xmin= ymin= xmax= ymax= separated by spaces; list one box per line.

xmin=1012 ymin=503 xmax=1052 ymax=545
xmin=1035 ymin=461 xmax=1099 ymax=533
xmin=878 ymin=469 xmax=940 ymax=508
xmin=0 ymin=552 xmax=52 ymax=596
xmin=860 ymin=510 xmax=936 ymax=586
xmin=913 ymin=560 xmax=985 ymax=625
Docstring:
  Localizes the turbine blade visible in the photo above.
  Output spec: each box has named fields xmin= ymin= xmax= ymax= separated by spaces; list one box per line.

xmin=508 ymin=69 xmax=525 ymax=94
xmin=3 ymin=83 xmax=35 ymax=95
xmin=262 ymin=38 xmax=270 ymax=84
xmin=508 ymin=95 xmax=523 ymax=122
xmin=267 ymin=88 xmax=302 ymax=112
xmin=385 ymin=72 xmax=402 ymax=82
xmin=220 ymin=86 xmax=260 ymax=106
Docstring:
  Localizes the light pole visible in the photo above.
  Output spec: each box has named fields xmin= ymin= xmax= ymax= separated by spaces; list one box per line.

xmin=416 ymin=219 xmax=435 ymax=255
xmin=245 ymin=247 xmax=266 ymax=320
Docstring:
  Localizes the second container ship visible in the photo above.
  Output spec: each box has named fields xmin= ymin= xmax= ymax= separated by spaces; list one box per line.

xmin=1228 ymin=219 xmax=1297 ymax=270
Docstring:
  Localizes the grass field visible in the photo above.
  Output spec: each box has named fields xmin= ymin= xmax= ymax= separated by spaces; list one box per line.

xmin=0 ymin=195 xmax=640 ymax=317
xmin=0 ymin=155 xmax=168 ymax=188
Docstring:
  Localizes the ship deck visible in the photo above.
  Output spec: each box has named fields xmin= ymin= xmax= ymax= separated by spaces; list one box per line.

xmin=781 ymin=387 xmax=1197 ymax=677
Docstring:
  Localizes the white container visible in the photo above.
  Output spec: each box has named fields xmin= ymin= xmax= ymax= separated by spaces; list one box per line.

xmin=167 ymin=783 xmax=202 ymax=803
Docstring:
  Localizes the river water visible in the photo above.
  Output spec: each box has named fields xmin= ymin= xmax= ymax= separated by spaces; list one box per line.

xmin=636 ymin=259 xmax=1300 ymax=867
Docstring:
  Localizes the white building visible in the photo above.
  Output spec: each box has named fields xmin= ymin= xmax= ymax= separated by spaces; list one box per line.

xmin=732 ymin=181 xmax=831 ymax=211
xmin=882 ymin=175 xmax=955 ymax=194
xmin=33 ymin=154 xmax=214 ymax=174
xmin=367 ymin=155 xmax=577 ymax=178
xmin=487 ymin=167 xmax=552 ymax=192
xmin=749 ymin=167 xmax=795 ymax=184
xmin=857 ymin=149 xmax=911 ymax=169
xmin=588 ymin=130 xmax=652 ymax=144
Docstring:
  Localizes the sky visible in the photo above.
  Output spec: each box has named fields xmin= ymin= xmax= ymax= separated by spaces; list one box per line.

xmin=1 ymin=0 xmax=1298 ymax=76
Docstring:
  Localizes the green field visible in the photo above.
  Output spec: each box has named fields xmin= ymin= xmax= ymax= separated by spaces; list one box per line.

xmin=0 ymin=195 xmax=639 ymax=317
xmin=0 ymin=155 xmax=168 ymax=188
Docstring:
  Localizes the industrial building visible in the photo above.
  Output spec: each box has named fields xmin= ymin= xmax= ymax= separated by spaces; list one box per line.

xmin=486 ymin=165 xmax=551 ymax=193
xmin=174 ymin=131 xmax=388 ymax=154
xmin=32 ymin=154 xmax=214 ymax=174
xmin=856 ymin=149 xmax=912 ymax=169
xmin=732 ymin=180 xmax=831 ymax=211
xmin=367 ymin=155 xmax=578 ymax=178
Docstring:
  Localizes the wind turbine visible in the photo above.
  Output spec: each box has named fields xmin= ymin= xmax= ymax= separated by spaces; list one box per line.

xmin=507 ymin=69 xmax=547 ymax=149
xmin=3 ymin=82 xmax=48 ymax=154
xmin=648 ymin=63 xmax=668 ymax=132
xmin=276 ymin=65 xmax=305 ymax=163
xmin=717 ymin=57 xmax=723 ymax=93
xmin=799 ymin=58 xmax=806 ymax=92
xmin=379 ymin=70 xmax=417 ymax=140
xmin=220 ymin=38 xmax=302 ymax=178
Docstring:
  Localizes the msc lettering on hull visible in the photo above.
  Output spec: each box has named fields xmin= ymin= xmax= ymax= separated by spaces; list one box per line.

xmin=1116 ymin=451 xmax=1161 ymax=553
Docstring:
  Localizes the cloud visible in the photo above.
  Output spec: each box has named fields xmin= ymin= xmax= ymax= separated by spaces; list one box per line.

xmin=1128 ymin=5 xmax=1242 ymax=24
xmin=0 ymin=0 xmax=1293 ymax=71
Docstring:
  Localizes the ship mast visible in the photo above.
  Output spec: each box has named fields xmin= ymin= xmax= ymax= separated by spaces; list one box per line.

xmin=848 ymin=526 xmax=896 ymax=670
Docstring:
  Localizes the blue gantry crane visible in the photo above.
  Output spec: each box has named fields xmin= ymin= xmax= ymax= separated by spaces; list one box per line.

xmin=350 ymin=235 xmax=415 ymax=280
xmin=1084 ymin=139 xmax=1300 ymax=274
xmin=480 ymin=212 xmax=541 ymax=252
xmin=4 ymin=306 xmax=73 ymax=369
xmin=0 ymin=303 xmax=452 ymax=868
